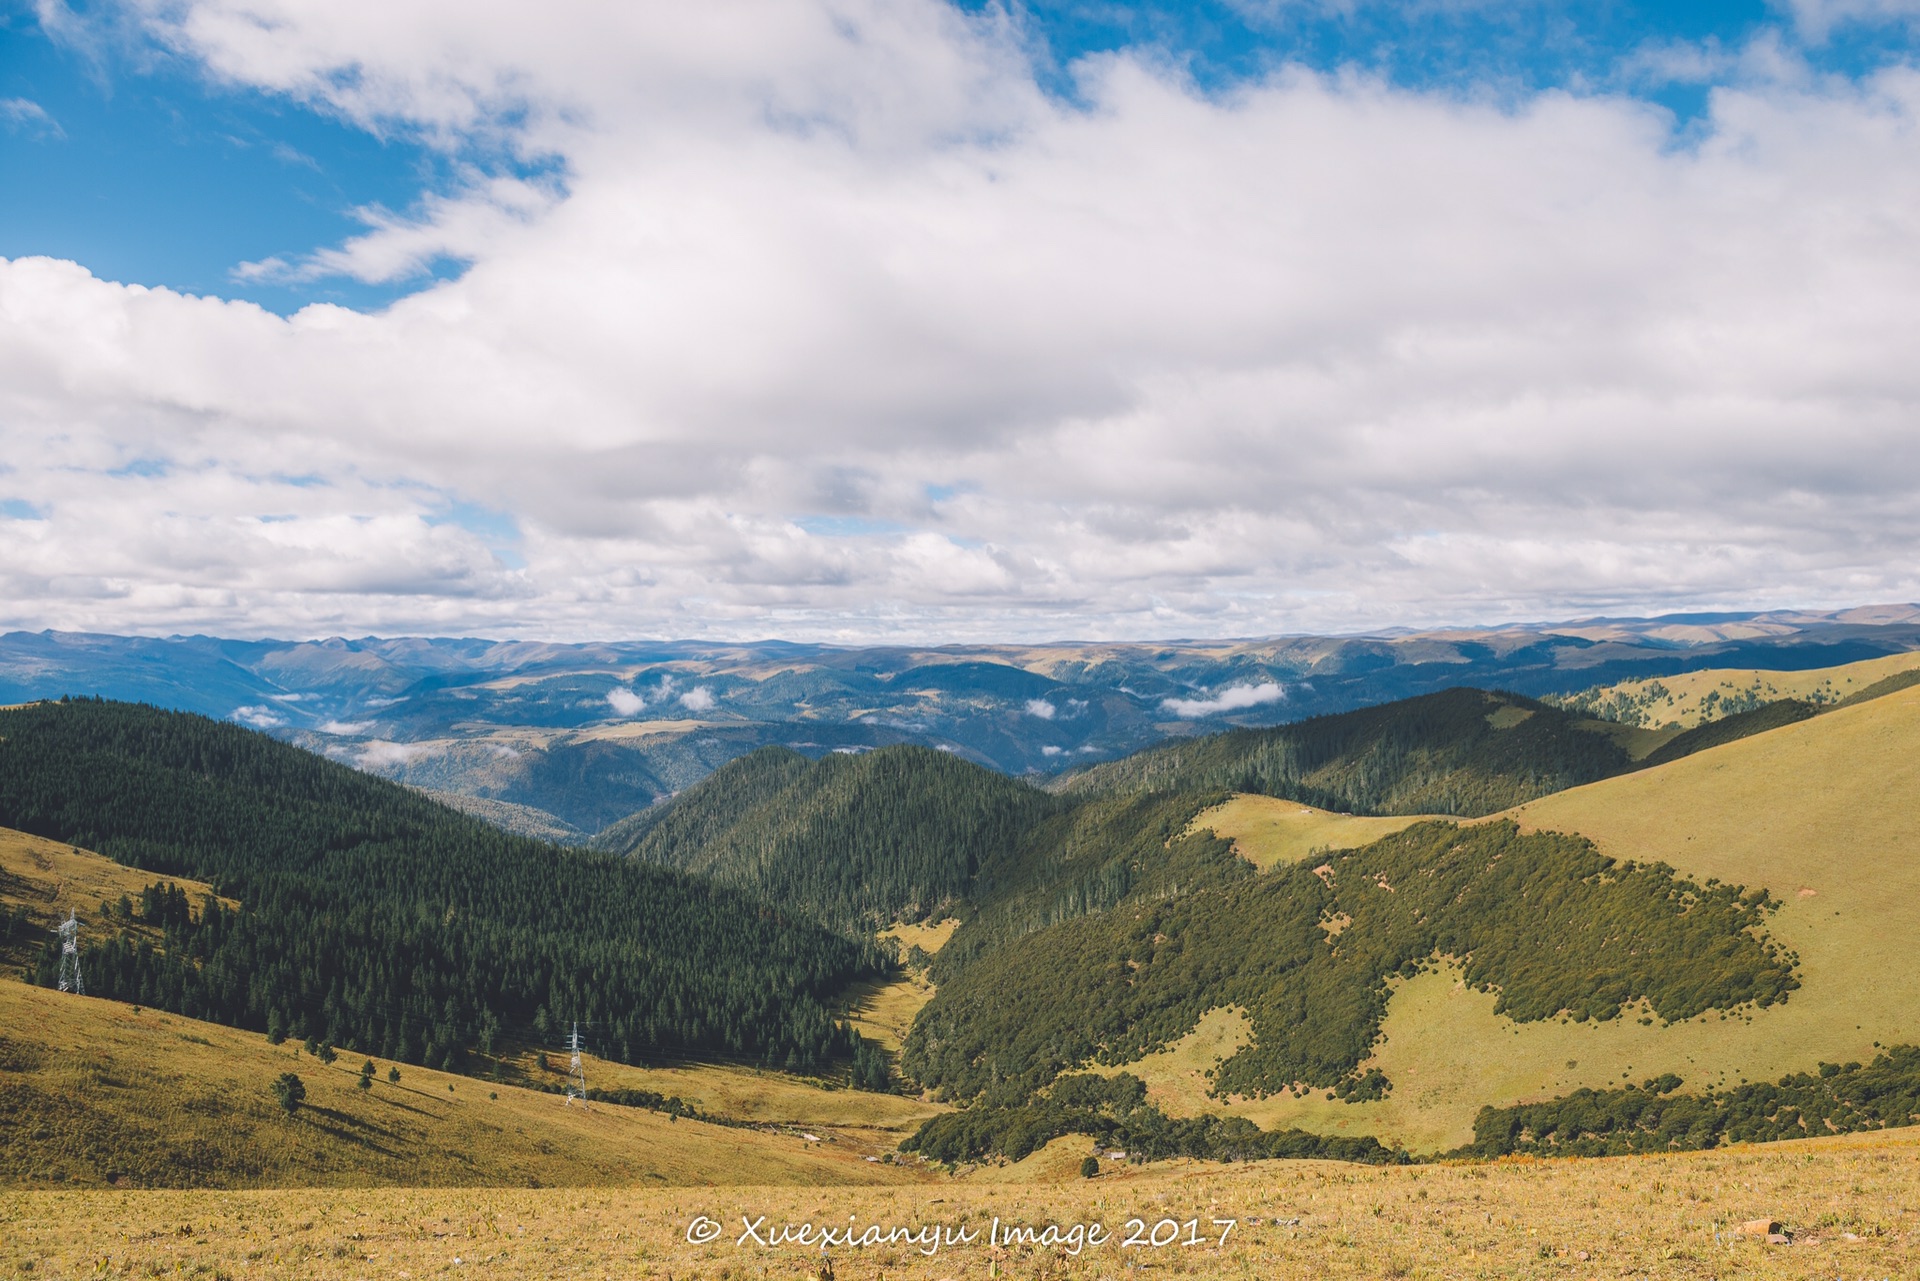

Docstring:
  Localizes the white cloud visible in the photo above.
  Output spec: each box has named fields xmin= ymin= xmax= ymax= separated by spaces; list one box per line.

xmin=1041 ymin=744 xmax=1063 ymax=756
xmin=0 ymin=98 xmax=64 ymax=140
xmin=1161 ymin=682 xmax=1288 ymax=718
xmin=317 ymin=719 xmax=373 ymax=734
xmin=230 ymin=704 xmax=284 ymax=728
xmin=679 ymin=685 xmax=716 ymax=712
xmin=1783 ymin=0 xmax=1920 ymax=40
xmin=355 ymin=739 xmax=433 ymax=769
xmin=4 ymin=4 xmax=1920 ymax=640
xmin=605 ymin=686 xmax=645 ymax=716
xmin=1024 ymin=698 xmax=1056 ymax=719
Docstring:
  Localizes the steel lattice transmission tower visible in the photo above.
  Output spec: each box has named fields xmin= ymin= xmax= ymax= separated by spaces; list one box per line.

xmin=564 ymin=1022 xmax=588 ymax=1107
xmin=55 ymin=911 xmax=83 ymax=995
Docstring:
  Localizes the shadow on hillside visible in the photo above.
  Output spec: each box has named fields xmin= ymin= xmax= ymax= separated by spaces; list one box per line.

xmin=300 ymin=1105 xmax=405 ymax=1158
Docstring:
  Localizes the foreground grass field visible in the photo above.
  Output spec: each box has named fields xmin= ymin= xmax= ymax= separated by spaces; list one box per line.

xmin=3 ymin=1127 xmax=1915 ymax=1279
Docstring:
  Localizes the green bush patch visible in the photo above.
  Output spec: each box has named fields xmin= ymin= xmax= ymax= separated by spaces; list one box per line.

xmin=1464 ymin=1047 xmax=1920 ymax=1156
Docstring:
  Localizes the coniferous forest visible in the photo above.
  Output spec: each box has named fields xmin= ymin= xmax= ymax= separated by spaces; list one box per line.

xmin=2 ymin=699 xmax=884 ymax=1074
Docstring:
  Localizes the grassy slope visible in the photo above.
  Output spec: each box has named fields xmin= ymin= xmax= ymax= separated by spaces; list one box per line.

xmin=1568 ymin=650 xmax=1920 ymax=728
xmin=5 ymin=1127 xmax=1918 ymax=1278
xmin=1089 ymin=685 xmax=1920 ymax=1153
xmin=496 ymin=1048 xmax=942 ymax=1154
xmin=0 ymin=826 xmax=231 ymax=971
xmin=0 ymin=829 xmax=938 ymax=1185
xmin=0 ymin=981 xmax=922 ymax=1190
xmin=1194 ymin=797 xmax=1433 ymax=870
xmin=844 ymin=920 xmax=960 ymax=1054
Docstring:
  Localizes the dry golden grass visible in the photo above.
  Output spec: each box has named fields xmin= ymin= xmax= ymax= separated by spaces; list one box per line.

xmin=497 ymin=1047 xmax=942 ymax=1146
xmin=1086 ymin=685 xmax=1920 ymax=1153
xmin=3 ymin=1128 xmax=1916 ymax=1278
xmin=879 ymin=920 xmax=959 ymax=957
xmin=0 ymin=826 xmax=225 ymax=926
xmin=843 ymin=920 xmax=960 ymax=1054
xmin=1193 ymin=797 xmax=1432 ymax=870
xmin=1576 ymin=650 xmax=1920 ymax=728
xmin=0 ymin=980 xmax=925 ymax=1192
xmin=0 ymin=826 xmax=233 ymax=973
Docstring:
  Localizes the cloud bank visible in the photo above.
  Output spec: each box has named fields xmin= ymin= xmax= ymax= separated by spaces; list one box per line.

xmin=1161 ymin=683 xmax=1288 ymax=719
xmin=5 ymin=1 xmax=1920 ymax=641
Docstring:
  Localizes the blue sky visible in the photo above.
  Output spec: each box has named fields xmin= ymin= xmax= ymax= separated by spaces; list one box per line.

xmin=6 ymin=0 xmax=1918 ymax=316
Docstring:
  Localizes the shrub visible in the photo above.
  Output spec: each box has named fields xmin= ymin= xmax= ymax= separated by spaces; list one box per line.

xmin=272 ymin=1072 xmax=306 ymax=1115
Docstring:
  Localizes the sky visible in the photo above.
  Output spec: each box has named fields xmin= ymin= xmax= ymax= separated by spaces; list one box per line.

xmin=3 ymin=0 xmax=1920 ymax=643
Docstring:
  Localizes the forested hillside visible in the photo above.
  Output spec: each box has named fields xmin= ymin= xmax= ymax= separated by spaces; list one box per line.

xmin=905 ymin=820 xmax=1795 ymax=1105
xmin=597 ymin=745 xmax=1059 ymax=932
xmin=0 ymin=699 xmax=883 ymax=1075
xmin=1053 ymin=688 xmax=1629 ymax=815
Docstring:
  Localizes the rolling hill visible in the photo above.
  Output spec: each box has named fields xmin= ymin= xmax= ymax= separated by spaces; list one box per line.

xmin=940 ymin=679 xmax=1920 ymax=1154
xmin=0 ymin=699 xmax=886 ymax=1078
xmin=1051 ymin=688 xmax=1642 ymax=816
xmin=596 ymin=744 xmax=1059 ymax=932
xmin=1548 ymin=647 xmax=1920 ymax=729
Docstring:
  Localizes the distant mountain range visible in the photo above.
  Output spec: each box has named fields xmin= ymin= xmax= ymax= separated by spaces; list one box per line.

xmin=1 ymin=604 xmax=1916 ymax=836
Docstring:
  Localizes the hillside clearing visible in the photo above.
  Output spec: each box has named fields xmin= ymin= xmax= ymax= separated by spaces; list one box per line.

xmin=843 ymin=918 xmax=961 ymax=1053
xmin=1193 ymin=796 xmax=1432 ymax=869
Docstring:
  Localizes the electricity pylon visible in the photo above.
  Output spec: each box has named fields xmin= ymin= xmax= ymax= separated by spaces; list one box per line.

xmin=55 ymin=911 xmax=83 ymax=995
xmin=565 ymin=1022 xmax=588 ymax=1107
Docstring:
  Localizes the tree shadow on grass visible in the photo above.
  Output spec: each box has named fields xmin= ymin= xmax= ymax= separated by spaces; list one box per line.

xmin=300 ymin=1105 xmax=404 ymax=1158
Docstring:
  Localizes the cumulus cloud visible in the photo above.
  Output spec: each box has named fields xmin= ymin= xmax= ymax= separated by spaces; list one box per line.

xmin=605 ymin=686 xmax=645 ymax=716
xmin=355 ymin=740 xmax=433 ymax=769
xmin=316 ymin=719 xmax=373 ymax=734
xmin=1161 ymin=682 xmax=1288 ymax=718
xmin=678 ymin=685 xmax=716 ymax=712
xmin=4 ymin=3 xmax=1920 ymax=640
xmin=230 ymin=704 xmax=284 ymax=728
xmin=1024 ymin=698 xmax=1056 ymax=719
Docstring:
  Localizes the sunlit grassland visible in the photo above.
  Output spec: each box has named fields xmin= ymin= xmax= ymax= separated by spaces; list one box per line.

xmin=4 ymin=1128 xmax=1916 ymax=1279
xmin=0 ymin=980 xmax=922 ymax=1191
xmin=497 ymin=1046 xmax=943 ymax=1151
xmin=1572 ymin=650 xmax=1920 ymax=728
xmin=0 ymin=826 xmax=229 ymax=965
xmin=1194 ymin=796 xmax=1433 ymax=869
xmin=841 ymin=919 xmax=960 ymax=1055
xmin=1087 ymin=686 xmax=1920 ymax=1153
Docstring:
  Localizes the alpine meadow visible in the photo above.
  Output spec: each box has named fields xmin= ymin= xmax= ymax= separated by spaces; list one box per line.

xmin=9 ymin=0 xmax=1920 ymax=1274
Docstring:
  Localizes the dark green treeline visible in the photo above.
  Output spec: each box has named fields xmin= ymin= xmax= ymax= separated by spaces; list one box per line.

xmin=1 ymin=699 xmax=882 ymax=1073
